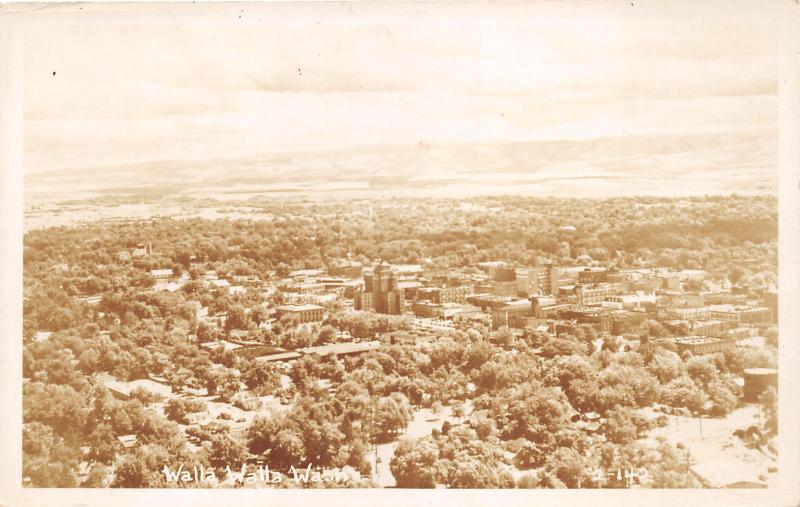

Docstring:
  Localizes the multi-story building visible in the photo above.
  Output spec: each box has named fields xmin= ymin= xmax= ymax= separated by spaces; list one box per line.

xmin=354 ymin=261 xmax=405 ymax=315
xmin=467 ymin=294 xmax=518 ymax=312
xmin=708 ymin=304 xmax=772 ymax=325
xmin=416 ymin=285 xmax=473 ymax=304
xmin=610 ymin=310 xmax=648 ymax=335
xmin=560 ymin=306 xmax=613 ymax=333
xmin=275 ymin=304 xmax=325 ymax=323
xmin=578 ymin=268 xmax=608 ymax=284
xmin=602 ymin=293 xmax=657 ymax=311
xmin=666 ymin=305 xmax=712 ymax=320
xmin=328 ymin=259 xmax=364 ymax=279
xmin=491 ymin=299 xmax=535 ymax=329
xmin=671 ymin=336 xmax=744 ymax=355
xmin=516 ymin=265 xmax=560 ymax=296
xmin=574 ymin=283 xmax=617 ymax=305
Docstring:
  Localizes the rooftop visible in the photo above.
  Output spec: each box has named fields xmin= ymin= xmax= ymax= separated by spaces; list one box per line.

xmin=100 ymin=375 xmax=173 ymax=398
xmin=300 ymin=341 xmax=381 ymax=357
xmin=276 ymin=304 xmax=324 ymax=312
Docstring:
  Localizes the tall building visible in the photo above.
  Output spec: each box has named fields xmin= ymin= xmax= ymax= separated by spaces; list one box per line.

xmin=354 ymin=261 xmax=405 ymax=315
xmin=517 ymin=264 xmax=560 ymax=296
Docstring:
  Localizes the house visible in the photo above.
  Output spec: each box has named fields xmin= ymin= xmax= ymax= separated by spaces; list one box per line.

xmin=117 ymin=435 xmax=138 ymax=449
xmin=150 ymin=268 xmax=174 ymax=279
xmin=101 ymin=375 xmax=173 ymax=401
xmin=208 ymin=279 xmax=231 ymax=291
xmin=132 ymin=244 xmax=149 ymax=257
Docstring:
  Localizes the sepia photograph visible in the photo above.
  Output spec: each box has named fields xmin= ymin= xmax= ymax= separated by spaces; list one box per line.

xmin=1 ymin=1 xmax=799 ymax=506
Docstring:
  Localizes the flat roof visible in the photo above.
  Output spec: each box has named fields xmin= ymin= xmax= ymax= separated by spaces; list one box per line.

xmin=276 ymin=304 xmax=324 ymax=311
xmin=255 ymin=351 xmax=302 ymax=362
xmin=200 ymin=340 xmax=243 ymax=351
xmin=300 ymin=341 xmax=381 ymax=357
xmin=101 ymin=376 xmax=173 ymax=397
xmin=673 ymin=336 xmax=721 ymax=344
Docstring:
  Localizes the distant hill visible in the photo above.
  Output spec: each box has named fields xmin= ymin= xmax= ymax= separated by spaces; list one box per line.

xmin=24 ymin=129 xmax=777 ymax=203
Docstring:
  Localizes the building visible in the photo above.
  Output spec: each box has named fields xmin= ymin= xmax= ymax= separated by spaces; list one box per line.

xmin=477 ymin=261 xmax=509 ymax=277
xmin=299 ymin=341 xmax=382 ymax=358
xmin=666 ymin=305 xmax=712 ymax=320
xmin=117 ymin=435 xmax=138 ymax=449
xmin=467 ymin=294 xmax=516 ymax=312
xmin=275 ymin=304 xmax=324 ymax=323
xmin=393 ymin=264 xmax=425 ymax=279
xmin=150 ymin=268 xmax=174 ymax=279
xmin=530 ymin=297 xmax=571 ymax=318
xmin=328 ymin=259 xmax=364 ymax=279
xmin=560 ymin=306 xmax=613 ymax=333
xmin=573 ymin=283 xmax=617 ymax=305
xmin=491 ymin=299 xmax=535 ymax=329
xmin=610 ymin=310 xmax=648 ymax=335
xmin=412 ymin=318 xmax=456 ymax=333
xmin=489 ymin=280 xmax=519 ymax=297
xmin=354 ymin=261 xmax=405 ymax=315
xmin=601 ymin=293 xmax=657 ymax=311
xmin=382 ymin=330 xmax=431 ymax=346
xmin=132 ymin=242 xmax=151 ymax=258
xmin=101 ymin=376 xmax=173 ymax=401
xmin=578 ymin=267 xmax=608 ymax=284
xmin=416 ymin=285 xmax=473 ymax=304
xmin=255 ymin=351 xmax=303 ymax=363
xmin=672 ymin=336 xmax=744 ymax=355
xmin=709 ymin=305 xmax=772 ymax=325
xmin=282 ymin=292 xmax=338 ymax=306
xmin=516 ymin=265 xmax=560 ymax=296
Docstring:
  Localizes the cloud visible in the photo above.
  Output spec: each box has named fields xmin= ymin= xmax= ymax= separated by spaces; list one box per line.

xmin=20 ymin=1 xmax=784 ymax=176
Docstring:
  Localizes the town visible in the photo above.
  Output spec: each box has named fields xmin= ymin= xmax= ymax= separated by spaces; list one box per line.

xmin=22 ymin=194 xmax=779 ymax=489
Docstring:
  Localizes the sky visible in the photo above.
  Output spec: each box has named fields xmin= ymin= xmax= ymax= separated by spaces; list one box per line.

xmin=19 ymin=1 xmax=786 ymax=194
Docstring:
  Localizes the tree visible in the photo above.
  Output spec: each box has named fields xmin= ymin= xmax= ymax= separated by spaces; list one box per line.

xmin=376 ymin=393 xmax=412 ymax=438
xmin=225 ymin=305 xmax=248 ymax=332
xmin=208 ymin=433 xmax=248 ymax=470
xmin=206 ymin=369 xmax=241 ymax=402
xmin=164 ymin=398 xmax=207 ymax=424
xmin=23 ymin=421 xmax=79 ymax=487
xmin=604 ymin=406 xmax=639 ymax=444
xmin=706 ymin=381 xmax=737 ymax=417
xmin=686 ymin=355 xmax=720 ymax=388
xmin=390 ymin=438 xmax=441 ymax=488
xmin=541 ymin=337 xmax=588 ymax=358
xmin=539 ymin=446 xmax=590 ymax=488
xmin=758 ymin=386 xmax=778 ymax=437
xmin=271 ymin=428 xmax=307 ymax=469
xmin=515 ymin=441 xmax=545 ymax=469
xmin=240 ymin=360 xmax=280 ymax=395
xmin=111 ymin=444 xmax=173 ymax=488
xmin=451 ymin=400 xmax=466 ymax=422
xmin=660 ymin=376 xmax=708 ymax=413
xmin=648 ymin=349 xmax=681 ymax=383
xmin=196 ymin=322 xmax=221 ymax=344
xmin=317 ymin=325 xmax=337 ymax=345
